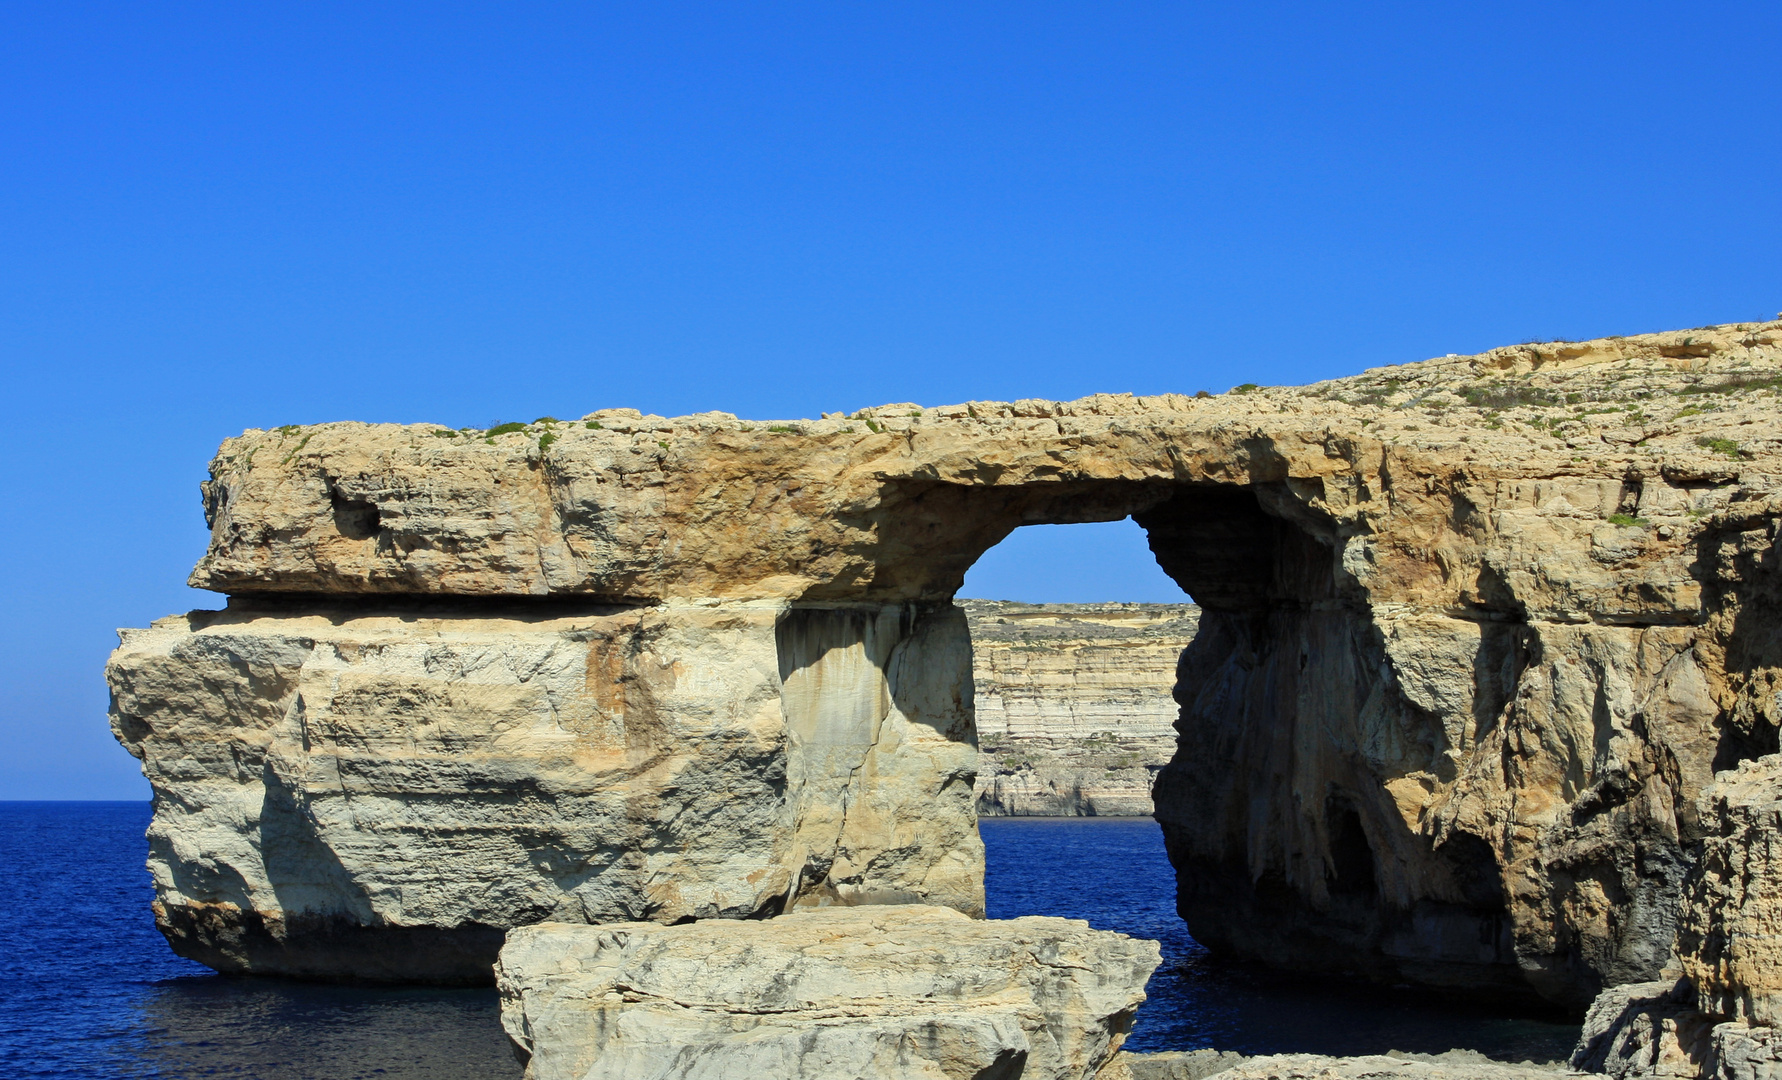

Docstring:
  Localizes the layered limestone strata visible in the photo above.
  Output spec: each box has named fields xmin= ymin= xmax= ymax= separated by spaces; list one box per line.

xmin=1107 ymin=1056 xmax=1569 ymax=1080
xmin=495 ymin=904 xmax=1160 ymax=1080
xmin=108 ymin=599 xmax=981 ymax=980
xmin=965 ymin=601 xmax=1198 ymax=816
xmin=112 ymin=319 xmax=1782 ymax=1007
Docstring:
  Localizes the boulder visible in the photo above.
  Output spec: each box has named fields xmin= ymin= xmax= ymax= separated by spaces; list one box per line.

xmin=1569 ymin=981 xmax=1712 ymax=1077
xmin=494 ymin=904 xmax=1161 ymax=1080
xmin=1569 ymin=989 xmax=1782 ymax=1080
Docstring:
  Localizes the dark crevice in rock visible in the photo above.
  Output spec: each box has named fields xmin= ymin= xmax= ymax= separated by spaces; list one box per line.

xmin=215 ymin=593 xmax=660 ymax=618
xmin=330 ymin=496 xmax=381 ymax=540
xmin=156 ymin=901 xmax=507 ymax=986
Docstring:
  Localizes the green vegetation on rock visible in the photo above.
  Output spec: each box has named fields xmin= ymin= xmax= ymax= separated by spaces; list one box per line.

xmin=1697 ymin=436 xmax=1746 ymax=459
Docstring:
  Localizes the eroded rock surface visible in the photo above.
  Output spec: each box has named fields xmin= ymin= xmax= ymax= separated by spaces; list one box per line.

xmin=1675 ymin=749 xmax=1782 ymax=1029
xmin=965 ymin=601 xmax=1198 ymax=816
xmin=112 ymin=320 xmax=1782 ymax=1006
xmin=108 ymin=600 xmax=981 ymax=979
xmin=1569 ymin=756 xmax=1782 ymax=1079
xmin=1102 ymin=1049 xmax=1251 ymax=1079
xmin=495 ymin=904 xmax=1160 ymax=1080
xmin=1567 ymin=978 xmax=1782 ymax=1080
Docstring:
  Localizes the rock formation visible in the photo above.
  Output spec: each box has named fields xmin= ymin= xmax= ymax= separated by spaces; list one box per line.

xmin=965 ymin=601 xmax=1197 ymax=816
xmin=1567 ymin=755 xmax=1782 ymax=1079
xmin=107 ymin=599 xmax=981 ymax=981
xmin=495 ymin=903 xmax=1159 ymax=1080
xmin=110 ymin=319 xmax=1782 ymax=1010
xmin=1104 ymin=1048 xmax=1252 ymax=1079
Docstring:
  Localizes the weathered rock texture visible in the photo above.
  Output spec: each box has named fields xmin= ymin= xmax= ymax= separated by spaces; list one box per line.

xmin=108 ymin=600 xmax=981 ymax=980
xmin=112 ymin=319 xmax=1782 ymax=1007
xmin=1102 ymin=1049 xmax=1252 ymax=1079
xmin=1568 ymin=756 xmax=1782 ymax=1079
xmin=1571 ymin=981 xmax=1709 ymax=1078
xmin=1566 ymin=977 xmax=1782 ymax=1080
xmin=965 ymin=601 xmax=1198 ymax=816
xmin=1105 ymin=1048 xmax=1570 ymax=1079
xmin=495 ymin=904 xmax=1159 ymax=1080
xmin=1674 ymin=734 xmax=1782 ymax=1029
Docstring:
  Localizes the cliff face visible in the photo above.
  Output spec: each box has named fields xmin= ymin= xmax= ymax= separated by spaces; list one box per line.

xmin=110 ymin=320 xmax=1782 ymax=1007
xmin=964 ymin=601 xmax=1198 ymax=816
xmin=1566 ymin=756 xmax=1782 ymax=1080
xmin=108 ymin=600 xmax=982 ymax=981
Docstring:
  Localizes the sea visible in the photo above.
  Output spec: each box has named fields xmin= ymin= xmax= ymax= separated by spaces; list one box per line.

xmin=0 ymin=803 xmax=1578 ymax=1078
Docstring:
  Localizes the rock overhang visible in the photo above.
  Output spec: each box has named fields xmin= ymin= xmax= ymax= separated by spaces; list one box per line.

xmin=188 ymin=320 xmax=1780 ymax=622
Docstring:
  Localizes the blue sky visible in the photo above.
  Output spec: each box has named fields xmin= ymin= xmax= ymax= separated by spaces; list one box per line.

xmin=2 ymin=2 xmax=1777 ymax=798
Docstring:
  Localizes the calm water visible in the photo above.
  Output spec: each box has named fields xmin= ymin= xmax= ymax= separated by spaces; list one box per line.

xmin=981 ymin=817 xmax=1577 ymax=1060
xmin=0 ymin=803 xmax=518 ymax=1080
xmin=0 ymin=804 xmax=1576 ymax=1077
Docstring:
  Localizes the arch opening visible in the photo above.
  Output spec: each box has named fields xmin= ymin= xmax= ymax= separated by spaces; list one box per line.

xmin=947 ymin=480 xmax=1525 ymax=1011
xmin=962 ymin=518 xmax=1194 ymax=818
xmin=768 ymin=476 xmax=1531 ymax=1012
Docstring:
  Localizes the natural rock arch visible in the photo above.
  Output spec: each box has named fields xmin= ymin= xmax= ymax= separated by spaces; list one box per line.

xmin=110 ymin=320 xmax=1782 ymax=1009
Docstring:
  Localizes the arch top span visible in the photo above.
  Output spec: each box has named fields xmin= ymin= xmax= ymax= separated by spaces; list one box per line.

xmin=191 ymin=400 xmax=1366 ymax=608
xmin=191 ymin=320 xmax=1779 ymax=630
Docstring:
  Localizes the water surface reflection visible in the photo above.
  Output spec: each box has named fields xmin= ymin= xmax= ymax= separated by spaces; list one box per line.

xmin=121 ymin=976 xmax=518 ymax=1080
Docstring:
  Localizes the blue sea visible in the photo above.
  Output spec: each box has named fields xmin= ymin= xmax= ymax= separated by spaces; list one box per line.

xmin=982 ymin=817 xmax=1577 ymax=1061
xmin=0 ymin=804 xmax=1577 ymax=1077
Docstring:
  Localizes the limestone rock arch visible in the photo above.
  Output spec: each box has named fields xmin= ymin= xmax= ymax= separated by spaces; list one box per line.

xmin=110 ymin=320 xmax=1782 ymax=1008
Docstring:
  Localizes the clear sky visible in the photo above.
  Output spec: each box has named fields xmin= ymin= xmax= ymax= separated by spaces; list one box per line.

xmin=2 ymin=2 xmax=1777 ymax=799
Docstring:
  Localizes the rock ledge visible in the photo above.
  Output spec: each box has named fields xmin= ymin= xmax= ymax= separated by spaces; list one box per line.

xmin=496 ymin=904 xmax=1161 ymax=1080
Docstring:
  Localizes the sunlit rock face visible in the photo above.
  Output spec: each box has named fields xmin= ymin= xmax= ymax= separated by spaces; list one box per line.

xmin=111 ymin=320 xmax=1782 ymax=1006
xmin=109 ymin=599 xmax=981 ymax=981
xmin=964 ymin=600 xmax=1197 ymax=817
xmin=1107 ymin=1051 xmax=1563 ymax=1080
xmin=495 ymin=905 xmax=1159 ymax=1080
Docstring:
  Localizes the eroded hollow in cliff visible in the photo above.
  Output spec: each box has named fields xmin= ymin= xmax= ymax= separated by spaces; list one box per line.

xmin=951 ymin=481 xmax=1524 ymax=1005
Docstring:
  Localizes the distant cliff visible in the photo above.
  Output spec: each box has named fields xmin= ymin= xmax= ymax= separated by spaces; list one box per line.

xmin=964 ymin=600 xmax=1199 ymax=816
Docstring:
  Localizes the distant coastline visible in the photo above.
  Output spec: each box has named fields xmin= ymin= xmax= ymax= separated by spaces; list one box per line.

xmin=961 ymin=599 xmax=1196 ymax=818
